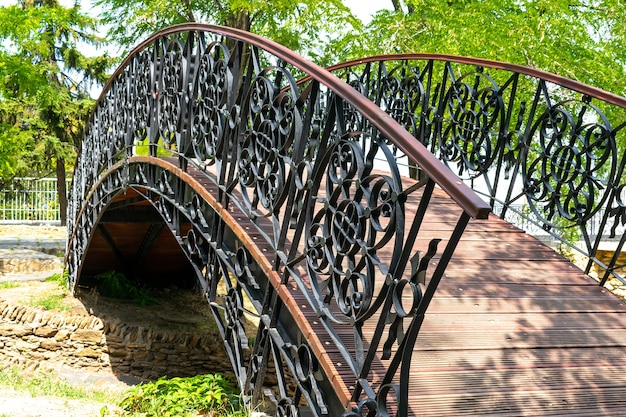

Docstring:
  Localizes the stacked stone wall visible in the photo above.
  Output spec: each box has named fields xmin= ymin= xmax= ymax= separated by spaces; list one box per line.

xmin=0 ymin=299 xmax=232 ymax=380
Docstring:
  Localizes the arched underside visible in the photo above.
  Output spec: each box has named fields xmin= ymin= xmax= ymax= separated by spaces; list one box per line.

xmin=77 ymin=188 xmax=195 ymax=288
xmin=69 ymin=156 xmax=346 ymax=413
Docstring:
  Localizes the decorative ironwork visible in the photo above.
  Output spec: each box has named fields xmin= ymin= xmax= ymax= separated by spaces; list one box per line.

xmin=328 ymin=55 xmax=626 ymax=286
xmin=77 ymin=24 xmax=626 ymax=417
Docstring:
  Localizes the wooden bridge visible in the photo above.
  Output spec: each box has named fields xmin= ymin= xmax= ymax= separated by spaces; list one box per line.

xmin=66 ymin=24 xmax=626 ymax=416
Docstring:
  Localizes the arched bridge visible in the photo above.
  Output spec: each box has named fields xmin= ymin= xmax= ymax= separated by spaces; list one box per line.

xmin=67 ymin=23 xmax=626 ymax=416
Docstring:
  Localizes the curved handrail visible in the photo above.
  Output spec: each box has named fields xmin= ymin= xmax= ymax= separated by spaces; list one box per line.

xmin=92 ymin=24 xmax=490 ymax=220
xmin=321 ymin=53 xmax=626 ymax=286
xmin=323 ymin=54 xmax=626 ymax=109
xmin=67 ymin=24 xmax=496 ymax=416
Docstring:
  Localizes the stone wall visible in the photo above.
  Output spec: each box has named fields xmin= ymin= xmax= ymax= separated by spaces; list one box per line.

xmin=0 ymin=299 xmax=233 ymax=381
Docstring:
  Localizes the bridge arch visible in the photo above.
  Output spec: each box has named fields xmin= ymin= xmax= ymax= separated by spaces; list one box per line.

xmin=66 ymin=22 xmax=626 ymax=416
xmin=68 ymin=23 xmax=491 ymax=415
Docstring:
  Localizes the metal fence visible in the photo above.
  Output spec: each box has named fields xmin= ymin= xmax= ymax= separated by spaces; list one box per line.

xmin=0 ymin=178 xmax=69 ymax=224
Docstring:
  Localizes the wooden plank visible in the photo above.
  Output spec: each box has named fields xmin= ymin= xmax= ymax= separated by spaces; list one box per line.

xmin=180 ymin=160 xmax=626 ymax=416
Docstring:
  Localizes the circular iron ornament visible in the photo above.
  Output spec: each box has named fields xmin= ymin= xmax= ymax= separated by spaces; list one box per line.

xmin=113 ymin=68 xmax=130 ymax=152
xmin=156 ymin=199 xmax=173 ymax=223
xmin=305 ymin=224 xmax=330 ymax=275
xmin=336 ymin=270 xmax=374 ymax=319
xmin=224 ymin=287 xmax=244 ymax=331
xmin=523 ymin=102 xmax=616 ymax=226
xmin=378 ymin=65 xmax=428 ymax=147
xmin=294 ymin=344 xmax=319 ymax=383
xmin=393 ymin=278 xmax=423 ymax=318
xmin=376 ymin=384 xmax=400 ymax=417
xmin=276 ymin=398 xmax=298 ymax=417
xmin=131 ymin=51 xmax=152 ymax=142
xmin=440 ymin=72 xmax=504 ymax=179
xmin=238 ymin=68 xmax=301 ymax=216
xmin=344 ymin=398 xmax=379 ymax=417
xmin=327 ymin=140 xmax=361 ymax=189
xmin=189 ymin=194 xmax=201 ymax=219
xmin=157 ymin=38 xmax=184 ymax=149
xmin=186 ymin=228 xmax=207 ymax=266
xmin=191 ymin=42 xmax=231 ymax=165
xmin=330 ymin=199 xmax=366 ymax=256
xmin=306 ymin=137 xmax=404 ymax=324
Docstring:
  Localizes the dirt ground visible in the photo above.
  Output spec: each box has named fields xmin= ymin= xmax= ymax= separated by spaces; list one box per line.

xmin=0 ymin=224 xmax=219 ymax=417
xmin=0 ymin=224 xmax=216 ymax=332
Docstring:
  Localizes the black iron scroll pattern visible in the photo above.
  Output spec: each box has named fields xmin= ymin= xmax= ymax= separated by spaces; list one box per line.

xmin=68 ymin=27 xmax=491 ymax=416
xmin=332 ymin=58 xmax=626 ymax=284
xmin=237 ymin=66 xmax=301 ymax=225
xmin=439 ymin=67 xmax=504 ymax=179
xmin=523 ymin=99 xmax=616 ymax=229
xmin=190 ymin=42 xmax=231 ymax=167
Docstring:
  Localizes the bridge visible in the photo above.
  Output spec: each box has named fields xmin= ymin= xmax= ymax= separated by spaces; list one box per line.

xmin=66 ymin=24 xmax=626 ymax=416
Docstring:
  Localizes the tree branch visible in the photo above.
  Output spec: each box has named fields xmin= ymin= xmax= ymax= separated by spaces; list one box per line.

xmin=180 ymin=0 xmax=196 ymax=22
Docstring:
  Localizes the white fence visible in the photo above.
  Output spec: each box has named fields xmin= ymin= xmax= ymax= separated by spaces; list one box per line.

xmin=0 ymin=178 xmax=70 ymax=224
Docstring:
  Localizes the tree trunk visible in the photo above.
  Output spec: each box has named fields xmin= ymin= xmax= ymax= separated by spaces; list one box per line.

xmin=56 ymin=158 xmax=68 ymax=226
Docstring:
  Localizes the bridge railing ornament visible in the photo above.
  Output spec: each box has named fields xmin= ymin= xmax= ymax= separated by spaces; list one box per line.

xmin=67 ymin=24 xmax=625 ymax=416
xmin=323 ymin=55 xmax=626 ymax=287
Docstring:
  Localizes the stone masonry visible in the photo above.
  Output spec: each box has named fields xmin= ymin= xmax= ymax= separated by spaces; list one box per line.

xmin=0 ymin=299 xmax=233 ymax=381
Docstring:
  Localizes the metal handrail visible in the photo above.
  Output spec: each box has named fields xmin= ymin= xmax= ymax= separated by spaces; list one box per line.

xmin=322 ymin=53 xmax=626 ymax=286
xmin=95 ymin=24 xmax=490 ymax=220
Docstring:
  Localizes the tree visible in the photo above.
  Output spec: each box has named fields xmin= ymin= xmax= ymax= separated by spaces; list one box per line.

xmin=336 ymin=0 xmax=626 ymax=95
xmin=93 ymin=0 xmax=361 ymax=65
xmin=0 ymin=0 xmax=112 ymax=224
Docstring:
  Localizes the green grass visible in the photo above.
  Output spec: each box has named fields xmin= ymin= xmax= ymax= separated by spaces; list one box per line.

xmin=44 ymin=272 xmax=67 ymax=286
xmin=0 ymin=366 xmax=116 ymax=404
xmin=27 ymin=292 xmax=71 ymax=311
xmin=0 ymin=281 xmax=20 ymax=289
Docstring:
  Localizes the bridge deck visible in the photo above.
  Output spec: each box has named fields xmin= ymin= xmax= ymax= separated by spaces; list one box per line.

xmin=226 ymin=178 xmax=626 ymax=414
xmin=95 ymin=160 xmax=626 ymax=416
xmin=402 ymin=197 xmax=626 ymax=416
xmin=302 ymin=187 xmax=626 ymax=416
xmin=202 ymin=165 xmax=626 ymax=415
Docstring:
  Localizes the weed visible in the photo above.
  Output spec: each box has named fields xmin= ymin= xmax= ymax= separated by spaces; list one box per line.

xmin=44 ymin=270 xmax=68 ymax=287
xmin=0 ymin=281 xmax=20 ymax=289
xmin=118 ymin=373 xmax=247 ymax=417
xmin=93 ymin=270 xmax=158 ymax=307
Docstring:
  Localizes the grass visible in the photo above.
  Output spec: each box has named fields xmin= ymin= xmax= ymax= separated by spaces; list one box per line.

xmin=0 ymin=281 xmax=20 ymax=289
xmin=28 ymin=292 xmax=71 ymax=311
xmin=0 ymin=366 xmax=116 ymax=404
xmin=0 ymin=366 xmax=253 ymax=417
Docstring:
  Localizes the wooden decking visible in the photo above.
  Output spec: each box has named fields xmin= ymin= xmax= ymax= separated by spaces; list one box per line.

xmin=230 ymin=173 xmax=626 ymax=415
xmin=196 ymin=165 xmax=626 ymax=415
xmin=89 ymin=158 xmax=626 ymax=416
xmin=401 ymin=188 xmax=626 ymax=416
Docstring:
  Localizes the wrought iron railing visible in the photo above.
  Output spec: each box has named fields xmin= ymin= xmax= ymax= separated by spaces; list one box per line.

xmin=323 ymin=55 xmax=626 ymax=286
xmin=67 ymin=24 xmax=489 ymax=416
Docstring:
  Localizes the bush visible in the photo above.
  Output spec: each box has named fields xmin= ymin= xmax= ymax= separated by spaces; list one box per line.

xmin=118 ymin=373 xmax=247 ymax=417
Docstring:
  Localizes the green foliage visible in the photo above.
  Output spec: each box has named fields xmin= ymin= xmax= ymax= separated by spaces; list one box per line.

xmin=93 ymin=0 xmax=360 ymax=62
xmin=118 ymin=373 xmax=246 ymax=417
xmin=0 ymin=1 xmax=114 ymax=224
xmin=93 ymin=270 xmax=158 ymax=307
xmin=339 ymin=0 xmax=626 ymax=95
xmin=44 ymin=271 xmax=67 ymax=287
